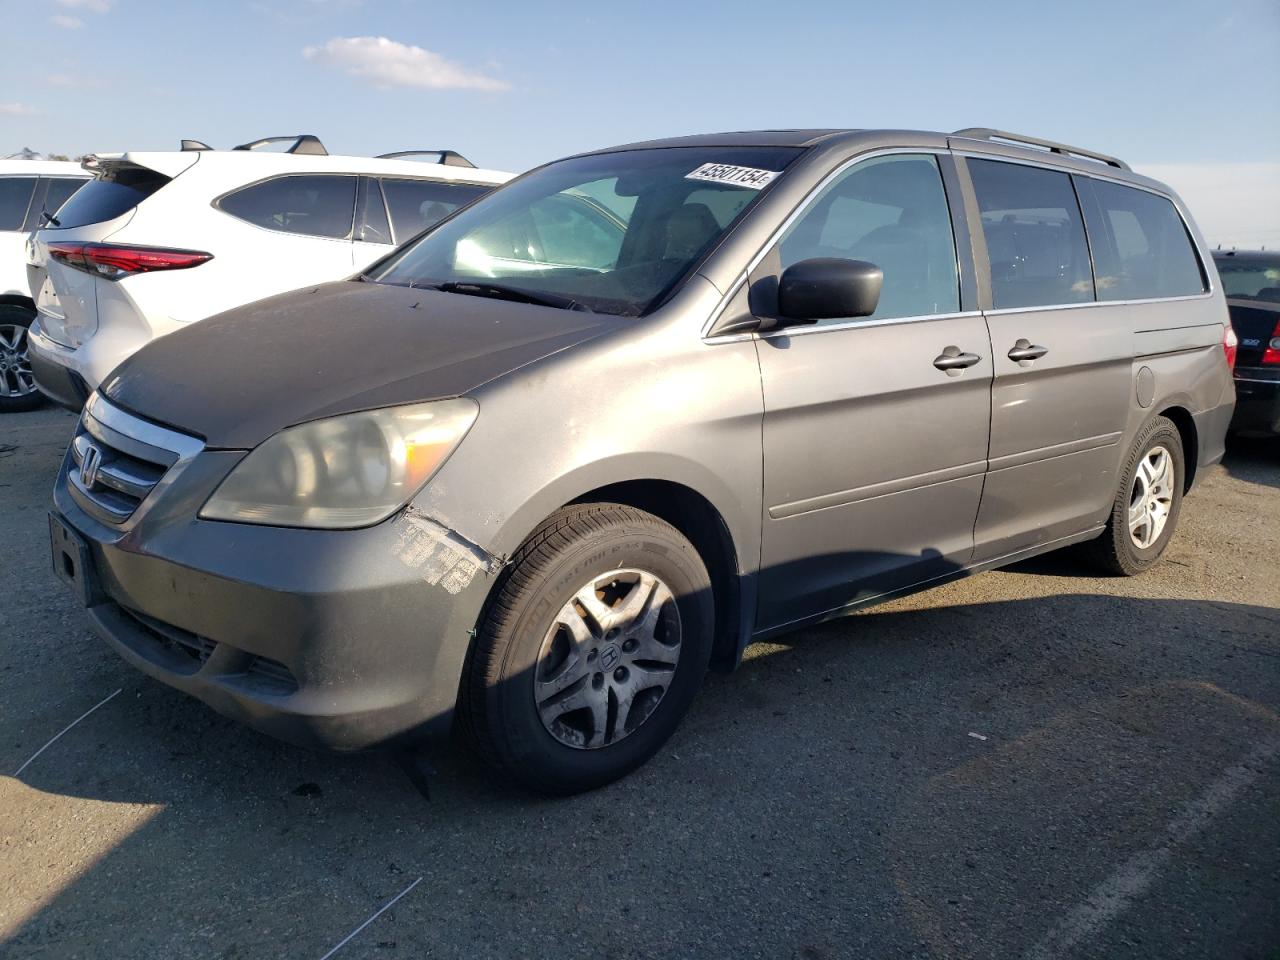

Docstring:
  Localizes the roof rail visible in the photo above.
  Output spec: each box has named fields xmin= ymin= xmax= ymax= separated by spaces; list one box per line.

xmin=951 ymin=128 xmax=1129 ymax=171
xmin=231 ymin=135 xmax=328 ymax=157
xmin=181 ymin=139 xmax=213 ymax=152
xmin=376 ymin=149 xmax=475 ymax=168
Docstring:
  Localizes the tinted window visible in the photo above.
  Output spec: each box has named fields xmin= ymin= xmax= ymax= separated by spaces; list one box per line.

xmin=1082 ymin=180 xmax=1205 ymax=300
xmin=381 ymin=179 xmax=489 ymax=242
xmin=968 ymin=159 xmax=1093 ymax=309
xmin=0 ymin=177 xmax=38 ymax=231
xmin=1215 ymin=256 xmax=1280 ymax=302
xmin=356 ymin=177 xmax=392 ymax=244
xmin=51 ymin=168 xmax=169 ymax=229
xmin=220 ymin=175 xmax=356 ymax=239
xmin=778 ymin=154 xmax=959 ymax=322
xmin=42 ymin=178 xmax=86 ymax=221
xmin=373 ymin=146 xmax=801 ymax=317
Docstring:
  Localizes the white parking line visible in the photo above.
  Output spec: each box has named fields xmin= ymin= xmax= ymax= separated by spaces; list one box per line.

xmin=11 ymin=688 xmax=123 ymax=777
xmin=317 ymin=876 xmax=423 ymax=960
xmin=1025 ymin=736 xmax=1280 ymax=960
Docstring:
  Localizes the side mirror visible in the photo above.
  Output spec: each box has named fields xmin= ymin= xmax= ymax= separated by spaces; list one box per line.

xmin=777 ymin=258 xmax=883 ymax=324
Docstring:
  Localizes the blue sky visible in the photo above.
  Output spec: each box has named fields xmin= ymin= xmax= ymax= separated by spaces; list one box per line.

xmin=3 ymin=0 xmax=1279 ymax=244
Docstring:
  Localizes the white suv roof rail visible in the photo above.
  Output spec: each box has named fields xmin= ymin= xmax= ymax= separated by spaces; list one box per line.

xmin=375 ymin=149 xmax=476 ymax=168
xmin=230 ymin=134 xmax=328 ymax=156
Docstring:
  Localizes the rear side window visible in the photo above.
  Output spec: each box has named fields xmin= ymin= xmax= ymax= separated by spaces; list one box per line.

xmin=967 ymin=158 xmax=1094 ymax=309
xmin=1081 ymin=180 xmax=1206 ymax=300
xmin=51 ymin=168 xmax=169 ymax=229
xmin=777 ymin=153 xmax=959 ymax=322
xmin=219 ymin=175 xmax=357 ymax=239
xmin=0 ymin=177 xmax=38 ymax=230
xmin=380 ymin=178 xmax=489 ymax=242
xmin=42 ymin=178 xmax=86 ymax=219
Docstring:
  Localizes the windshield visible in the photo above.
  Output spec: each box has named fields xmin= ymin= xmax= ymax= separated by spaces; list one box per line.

xmin=369 ymin=146 xmax=803 ymax=316
xmin=1216 ymin=256 xmax=1280 ymax=302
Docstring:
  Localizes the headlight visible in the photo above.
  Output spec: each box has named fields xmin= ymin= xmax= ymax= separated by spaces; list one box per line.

xmin=199 ymin=398 xmax=478 ymax=528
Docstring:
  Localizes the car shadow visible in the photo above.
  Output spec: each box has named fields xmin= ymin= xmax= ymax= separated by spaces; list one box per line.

xmin=1222 ymin=434 xmax=1280 ymax=490
xmin=3 ymin=584 xmax=1278 ymax=958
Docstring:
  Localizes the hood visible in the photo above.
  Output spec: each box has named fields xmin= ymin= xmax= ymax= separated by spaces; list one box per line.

xmin=103 ymin=280 xmax=624 ymax=448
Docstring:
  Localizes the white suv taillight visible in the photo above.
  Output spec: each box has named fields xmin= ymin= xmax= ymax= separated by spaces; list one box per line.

xmin=48 ymin=242 xmax=213 ymax=280
xmin=1223 ymin=322 xmax=1238 ymax=370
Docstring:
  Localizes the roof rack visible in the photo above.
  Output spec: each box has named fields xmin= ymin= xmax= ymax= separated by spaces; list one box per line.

xmin=231 ymin=135 xmax=328 ymax=157
xmin=376 ymin=149 xmax=475 ymax=168
xmin=951 ymin=128 xmax=1129 ymax=171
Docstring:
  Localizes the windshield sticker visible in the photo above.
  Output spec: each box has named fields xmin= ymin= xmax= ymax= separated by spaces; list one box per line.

xmin=685 ymin=163 xmax=780 ymax=190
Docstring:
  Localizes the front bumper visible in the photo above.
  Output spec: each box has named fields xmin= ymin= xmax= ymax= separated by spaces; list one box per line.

xmin=1231 ymin=369 xmax=1280 ymax=437
xmin=52 ymin=416 xmax=500 ymax=751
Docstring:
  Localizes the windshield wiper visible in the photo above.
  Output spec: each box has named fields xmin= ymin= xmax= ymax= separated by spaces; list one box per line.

xmin=436 ymin=281 xmax=591 ymax=313
xmin=39 ymin=208 xmax=60 ymax=227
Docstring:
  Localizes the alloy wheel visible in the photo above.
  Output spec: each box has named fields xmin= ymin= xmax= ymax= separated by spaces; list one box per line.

xmin=0 ymin=323 xmax=36 ymax=399
xmin=1128 ymin=445 xmax=1174 ymax=549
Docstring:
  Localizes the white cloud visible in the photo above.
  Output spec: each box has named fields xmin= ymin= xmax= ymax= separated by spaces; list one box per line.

xmin=1137 ymin=162 xmax=1280 ymax=250
xmin=53 ymin=0 xmax=111 ymax=11
xmin=51 ymin=13 xmax=84 ymax=28
xmin=48 ymin=73 xmax=76 ymax=86
xmin=0 ymin=103 xmax=38 ymax=116
xmin=303 ymin=36 xmax=508 ymax=92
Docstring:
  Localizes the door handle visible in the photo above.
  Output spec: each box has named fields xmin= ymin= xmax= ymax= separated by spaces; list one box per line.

xmin=933 ymin=347 xmax=982 ymax=372
xmin=1007 ymin=339 xmax=1049 ymax=363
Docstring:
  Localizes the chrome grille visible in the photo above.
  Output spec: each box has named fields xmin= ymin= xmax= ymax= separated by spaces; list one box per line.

xmin=67 ymin=393 xmax=203 ymax=525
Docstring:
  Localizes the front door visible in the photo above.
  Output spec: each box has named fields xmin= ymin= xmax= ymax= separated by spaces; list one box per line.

xmin=754 ymin=152 xmax=992 ymax=631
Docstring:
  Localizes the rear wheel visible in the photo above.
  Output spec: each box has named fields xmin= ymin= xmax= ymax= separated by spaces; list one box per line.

xmin=1084 ymin=415 xmax=1185 ymax=576
xmin=0 ymin=304 xmax=44 ymax=413
xmin=464 ymin=503 xmax=714 ymax=795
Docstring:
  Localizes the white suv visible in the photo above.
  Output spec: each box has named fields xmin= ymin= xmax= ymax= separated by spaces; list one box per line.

xmin=25 ymin=136 xmax=512 ymax=409
xmin=1 ymin=159 xmax=89 ymax=411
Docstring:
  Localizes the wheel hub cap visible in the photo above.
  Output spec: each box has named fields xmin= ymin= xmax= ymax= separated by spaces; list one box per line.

xmin=533 ymin=568 xmax=682 ymax=750
xmin=1128 ymin=445 xmax=1173 ymax=549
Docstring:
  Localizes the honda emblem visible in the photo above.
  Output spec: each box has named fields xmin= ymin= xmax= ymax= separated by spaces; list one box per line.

xmin=81 ymin=442 xmax=103 ymax=489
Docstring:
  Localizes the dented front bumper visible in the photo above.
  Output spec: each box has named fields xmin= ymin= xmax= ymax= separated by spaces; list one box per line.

xmin=52 ymin=445 xmax=500 ymax=751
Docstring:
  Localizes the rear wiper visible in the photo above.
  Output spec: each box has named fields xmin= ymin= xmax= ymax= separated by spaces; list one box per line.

xmin=39 ymin=208 xmax=60 ymax=227
xmin=436 ymin=281 xmax=590 ymax=312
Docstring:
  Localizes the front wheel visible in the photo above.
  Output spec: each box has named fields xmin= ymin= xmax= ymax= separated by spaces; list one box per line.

xmin=1084 ymin=415 xmax=1185 ymax=576
xmin=463 ymin=503 xmax=714 ymax=795
xmin=0 ymin=304 xmax=45 ymax=413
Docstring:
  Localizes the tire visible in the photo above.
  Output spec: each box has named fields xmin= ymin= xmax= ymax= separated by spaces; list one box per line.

xmin=1084 ymin=415 xmax=1185 ymax=576
xmin=463 ymin=503 xmax=714 ymax=795
xmin=0 ymin=304 xmax=45 ymax=413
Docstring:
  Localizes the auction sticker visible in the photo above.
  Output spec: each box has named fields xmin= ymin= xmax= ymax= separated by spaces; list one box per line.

xmin=685 ymin=163 xmax=780 ymax=190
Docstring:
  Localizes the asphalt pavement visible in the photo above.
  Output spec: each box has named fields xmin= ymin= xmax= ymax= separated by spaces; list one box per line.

xmin=1 ymin=404 xmax=1277 ymax=959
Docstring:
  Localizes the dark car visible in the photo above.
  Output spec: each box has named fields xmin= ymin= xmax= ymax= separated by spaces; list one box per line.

xmin=1213 ymin=250 xmax=1280 ymax=437
xmin=48 ymin=128 xmax=1235 ymax=794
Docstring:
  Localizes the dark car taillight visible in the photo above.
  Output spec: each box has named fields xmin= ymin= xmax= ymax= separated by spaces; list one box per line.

xmin=1223 ymin=322 xmax=1238 ymax=370
xmin=1263 ymin=319 xmax=1280 ymax=365
xmin=48 ymin=242 xmax=212 ymax=280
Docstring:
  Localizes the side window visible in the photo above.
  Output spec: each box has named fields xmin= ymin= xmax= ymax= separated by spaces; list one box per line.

xmin=356 ymin=177 xmax=392 ymax=244
xmin=967 ymin=159 xmax=1093 ymax=309
xmin=1080 ymin=179 xmax=1206 ymax=300
xmin=460 ymin=179 xmax=625 ymax=272
xmin=0 ymin=177 xmax=38 ymax=231
xmin=219 ymin=175 xmax=357 ymax=239
xmin=381 ymin=179 xmax=489 ymax=242
xmin=42 ymin=178 xmax=87 ymax=221
xmin=777 ymin=154 xmax=959 ymax=323
xmin=527 ymin=194 xmax=625 ymax=268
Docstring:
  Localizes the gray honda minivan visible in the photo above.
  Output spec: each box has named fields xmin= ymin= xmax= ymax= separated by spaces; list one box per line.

xmin=49 ymin=128 xmax=1235 ymax=793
